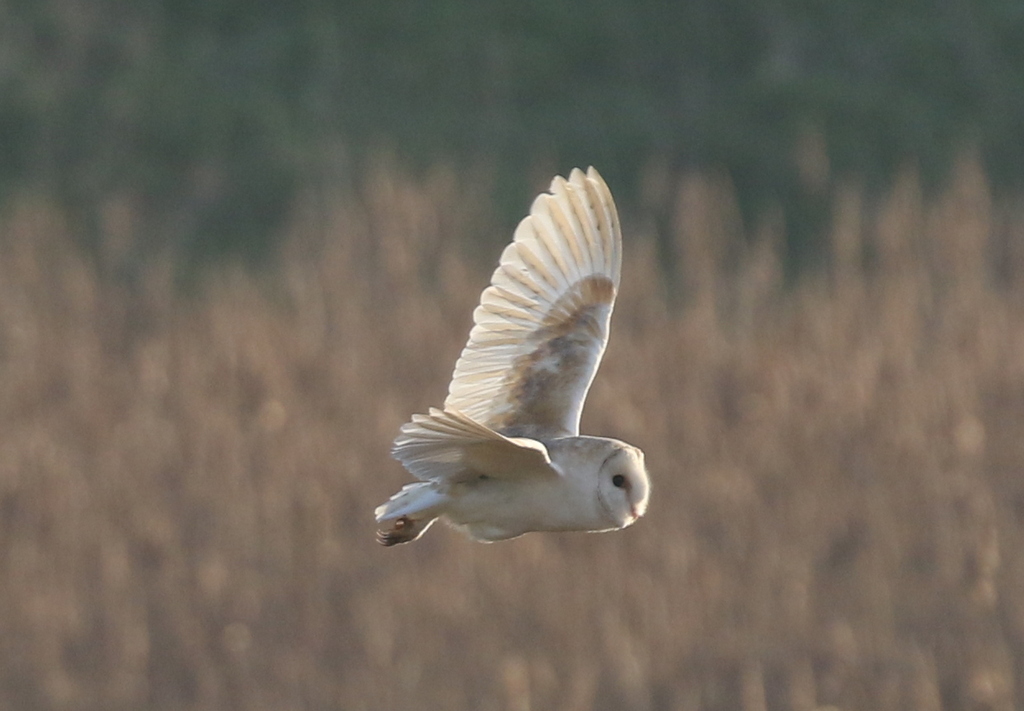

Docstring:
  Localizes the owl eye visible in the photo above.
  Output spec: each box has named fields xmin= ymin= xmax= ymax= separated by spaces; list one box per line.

xmin=612 ymin=474 xmax=626 ymax=488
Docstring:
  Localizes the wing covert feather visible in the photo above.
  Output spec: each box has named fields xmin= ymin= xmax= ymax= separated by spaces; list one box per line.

xmin=392 ymin=408 xmax=555 ymax=482
xmin=444 ymin=167 xmax=621 ymax=437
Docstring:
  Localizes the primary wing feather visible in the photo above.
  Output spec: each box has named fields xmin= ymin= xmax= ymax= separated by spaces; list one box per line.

xmin=444 ymin=167 xmax=621 ymax=438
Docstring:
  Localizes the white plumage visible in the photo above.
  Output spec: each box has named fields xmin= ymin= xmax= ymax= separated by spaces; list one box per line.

xmin=376 ymin=167 xmax=649 ymax=545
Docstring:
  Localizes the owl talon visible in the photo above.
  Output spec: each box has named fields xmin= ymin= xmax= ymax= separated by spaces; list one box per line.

xmin=376 ymin=515 xmax=433 ymax=546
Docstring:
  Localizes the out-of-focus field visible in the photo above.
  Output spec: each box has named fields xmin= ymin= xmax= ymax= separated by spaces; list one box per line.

xmin=1 ymin=158 xmax=1024 ymax=711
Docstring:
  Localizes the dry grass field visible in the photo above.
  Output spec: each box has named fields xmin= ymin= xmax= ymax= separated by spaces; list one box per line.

xmin=1 ymin=156 xmax=1024 ymax=710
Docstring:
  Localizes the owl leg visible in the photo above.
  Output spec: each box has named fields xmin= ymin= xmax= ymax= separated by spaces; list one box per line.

xmin=375 ymin=482 xmax=446 ymax=546
xmin=376 ymin=515 xmax=437 ymax=546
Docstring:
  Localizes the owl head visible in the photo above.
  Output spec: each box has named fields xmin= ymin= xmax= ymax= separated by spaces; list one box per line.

xmin=595 ymin=443 xmax=649 ymax=529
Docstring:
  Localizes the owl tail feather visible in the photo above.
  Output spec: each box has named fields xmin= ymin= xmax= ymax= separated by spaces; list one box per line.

xmin=375 ymin=482 xmax=445 ymax=546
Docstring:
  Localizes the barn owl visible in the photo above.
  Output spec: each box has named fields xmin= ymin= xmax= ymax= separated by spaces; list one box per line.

xmin=376 ymin=167 xmax=649 ymax=545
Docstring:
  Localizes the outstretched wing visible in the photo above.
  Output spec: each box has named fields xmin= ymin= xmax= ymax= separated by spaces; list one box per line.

xmin=444 ymin=167 xmax=621 ymax=438
xmin=392 ymin=407 xmax=556 ymax=483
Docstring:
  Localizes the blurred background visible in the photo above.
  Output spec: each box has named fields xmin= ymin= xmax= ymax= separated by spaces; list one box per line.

xmin=2 ymin=1 xmax=1024 ymax=709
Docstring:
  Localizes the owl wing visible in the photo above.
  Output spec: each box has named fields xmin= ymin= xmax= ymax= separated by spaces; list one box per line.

xmin=443 ymin=167 xmax=621 ymax=438
xmin=392 ymin=407 xmax=557 ymax=483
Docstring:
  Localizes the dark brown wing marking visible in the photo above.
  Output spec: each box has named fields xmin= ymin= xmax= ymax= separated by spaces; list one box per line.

xmin=493 ymin=275 xmax=615 ymax=437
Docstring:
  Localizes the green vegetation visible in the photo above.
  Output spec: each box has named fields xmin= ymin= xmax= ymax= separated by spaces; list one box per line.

xmin=2 ymin=0 xmax=1023 ymax=266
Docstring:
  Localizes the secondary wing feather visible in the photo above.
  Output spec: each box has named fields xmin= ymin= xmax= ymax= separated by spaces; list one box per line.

xmin=444 ymin=167 xmax=621 ymax=438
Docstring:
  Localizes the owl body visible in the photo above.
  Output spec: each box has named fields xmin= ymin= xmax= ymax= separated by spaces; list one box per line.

xmin=383 ymin=436 xmax=648 ymax=544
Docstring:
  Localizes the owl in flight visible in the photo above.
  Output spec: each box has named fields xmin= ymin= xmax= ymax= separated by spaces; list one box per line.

xmin=376 ymin=167 xmax=649 ymax=545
